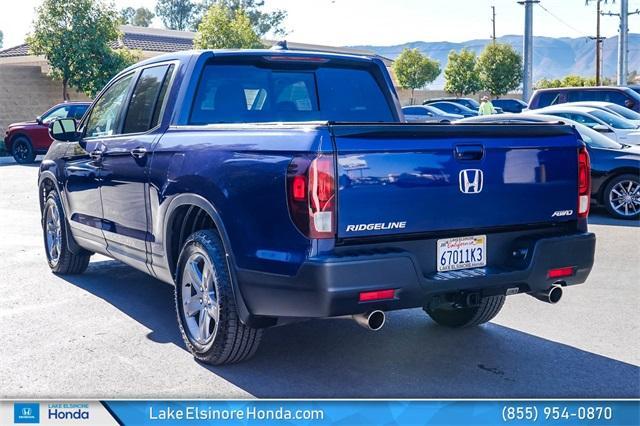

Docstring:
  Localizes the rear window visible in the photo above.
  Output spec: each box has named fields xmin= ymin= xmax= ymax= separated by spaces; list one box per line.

xmin=606 ymin=103 xmax=640 ymax=120
xmin=190 ymin=62 xmax=394 ymax=124
xmin=403 ymin=107 xmax=426 ymax=115
xmin=590 ymin=109 xmax=637 ymax=129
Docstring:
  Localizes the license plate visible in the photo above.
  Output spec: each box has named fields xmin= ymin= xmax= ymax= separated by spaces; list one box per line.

xmin=437 ymin=235 xmax=486 ymax=272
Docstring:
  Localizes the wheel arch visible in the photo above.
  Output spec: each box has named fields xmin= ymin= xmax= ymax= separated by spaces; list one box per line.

xmin=162 ymin=193 xmax=275 ymax=328
xmin=7 ymin=132 xmax=32 ymax=151
xmin=38 ymin=171 xmax=86 ymax=255
xmin=597 ymin=167 xmax=640 ymax=204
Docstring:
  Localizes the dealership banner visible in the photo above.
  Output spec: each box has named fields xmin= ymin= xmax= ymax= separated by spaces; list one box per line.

xmin=1 ymin=400 xmax=639 ymax=425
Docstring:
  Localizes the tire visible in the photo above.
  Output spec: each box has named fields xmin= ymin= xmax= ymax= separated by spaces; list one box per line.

xmin=42 ymin=191 xmax=91 ymax=274
xmin=12 ymin=136 xmax=36 ymax=164
xmin=424 ymin=295 xmax=505 ymax=328
xmin=175 ymin=230 xmax=262 ymax=365
xmin=603 ymin=174 xmax=640 ymax=220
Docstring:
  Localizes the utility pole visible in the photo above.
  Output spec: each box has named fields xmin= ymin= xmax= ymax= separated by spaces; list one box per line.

xmin=586 ymin=0 xmax=613 ymax=85
xmin=519 ymin=0 xmax=539 ymax=102
xmin=491 ymin=6 xmax=497 ymax=43
xmin=602 ymin=0 xmax=640 ymax=85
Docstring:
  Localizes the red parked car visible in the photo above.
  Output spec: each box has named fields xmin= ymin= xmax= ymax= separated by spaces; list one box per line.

xmin=4 ymin=102 xmax=90 ymax=163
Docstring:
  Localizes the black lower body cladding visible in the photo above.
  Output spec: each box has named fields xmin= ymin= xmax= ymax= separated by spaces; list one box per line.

xmin=237 ymin=229 xmax=596 ymax=320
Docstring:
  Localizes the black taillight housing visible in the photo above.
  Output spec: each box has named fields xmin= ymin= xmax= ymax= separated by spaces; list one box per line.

xmin=286 ymin=154 xmax=336 ymax=239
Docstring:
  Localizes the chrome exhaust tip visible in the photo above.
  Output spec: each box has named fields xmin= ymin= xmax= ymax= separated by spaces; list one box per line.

xmin=530 ymin=285 xmax=563 ymax=304
xmin=353 ymin=310 xmax=386 ymax=331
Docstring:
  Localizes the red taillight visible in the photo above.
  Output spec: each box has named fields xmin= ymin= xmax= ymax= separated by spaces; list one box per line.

xmin=292 ymin=175 xmax=306 ymax=201
xmin=547 ymin=266 xmax=575 ymax=279
xmin=287 ymin=154 xmax=336 ymax=239
xmin=578 ymin=147 xmax=591 ymax=218
xmin=359 ymin=289 xmax=396 ymax=302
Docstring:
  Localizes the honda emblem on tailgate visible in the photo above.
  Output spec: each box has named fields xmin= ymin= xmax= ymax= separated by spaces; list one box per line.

xmin=459 ymin=169 xmax=484 ymax=194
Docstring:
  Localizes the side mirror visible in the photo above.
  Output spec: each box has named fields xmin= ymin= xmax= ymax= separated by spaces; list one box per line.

xmin=49 ymin=118 xmax=80 ymax=142
xmin=592 ymin=124 xmax=612 ymax=133
xmin=36 ymin=116 xmax=43 ymax=125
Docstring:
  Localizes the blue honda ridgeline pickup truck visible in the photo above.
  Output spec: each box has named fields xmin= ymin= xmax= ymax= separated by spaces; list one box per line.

xmin=40 ymin=49 xmax=596 ymax=365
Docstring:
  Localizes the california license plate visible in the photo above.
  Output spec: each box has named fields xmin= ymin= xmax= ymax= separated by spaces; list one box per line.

xmin=437 ymin=235 xmax=486 ymax=272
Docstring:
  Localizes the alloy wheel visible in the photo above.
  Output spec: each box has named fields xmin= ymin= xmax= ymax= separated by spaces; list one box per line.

xmin=608 ymin=179 xmax=640 ymax=217
xmin=180 ymin=252 xmax=220 ymax=345
xmin=45 ymin=202 xmax=62 ymax=265
xmin=14 ymin=143 xmax=28 ymax=161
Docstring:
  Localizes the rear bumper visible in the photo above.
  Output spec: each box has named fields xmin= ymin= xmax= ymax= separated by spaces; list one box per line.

xmin=237 ymin=232 xmax=595 ymax=319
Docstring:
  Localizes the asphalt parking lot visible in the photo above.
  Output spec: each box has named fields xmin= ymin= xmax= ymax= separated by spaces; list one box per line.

xmin=0 ymin=158 xmax=638 ymax=399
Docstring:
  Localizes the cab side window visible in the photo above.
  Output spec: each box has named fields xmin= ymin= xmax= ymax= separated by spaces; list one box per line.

xmin=84 ymin=74 xmax=134 ymax=138
xmin=123 ymin=64 xmax=174 ymax=134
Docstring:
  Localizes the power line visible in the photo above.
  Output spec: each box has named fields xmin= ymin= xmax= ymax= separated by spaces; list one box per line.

xmin=536 ymin=2 xmax=589 ymax=37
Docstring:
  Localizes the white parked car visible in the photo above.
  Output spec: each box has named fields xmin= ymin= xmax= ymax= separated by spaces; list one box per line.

xmin=536 ymin=105 xmax=640 ymax=144
xmin=564 ymin=101 xmax=640 ymax=126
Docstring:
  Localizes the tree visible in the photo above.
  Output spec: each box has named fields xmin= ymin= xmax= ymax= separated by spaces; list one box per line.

xmin=27 ymin=0 xmax=138 ymax=100
xmin=156 ymin=0 xmax=197 ymax=30
xmin=444 ymin=49 xmax=482 ymax=96
xmin=132 ymin=8 xmax=155 ymax=27
xmin=120 ymin=7 xmax=155 ymax=27
xmin=392 ymin=48 xmax=441 ymax=105
xmin=119 ymin=7 xmax=135 ymax=24
xmin=195 ymin=0 xmax=287 ymax=36
xmin=476 ymin=43 xmax=523 ymax=97
xmin=194 ymin=4 xmax=263 ymax=49
xmin=534 ymin=74 xmax=615 ymax=89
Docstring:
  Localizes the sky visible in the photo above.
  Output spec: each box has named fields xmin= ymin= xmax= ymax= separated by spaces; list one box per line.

xmin=1 ymin=0 xmax=638 ymax=50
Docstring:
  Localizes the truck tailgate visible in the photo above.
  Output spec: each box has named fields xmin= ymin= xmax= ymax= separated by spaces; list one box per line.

xmin=331 ymin=123 xmax=581 ymax=239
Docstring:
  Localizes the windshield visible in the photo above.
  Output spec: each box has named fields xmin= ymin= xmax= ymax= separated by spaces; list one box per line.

xmin=573 ymin=122 xmax=624 ymax=149
xmin=605 ymin=104 xmax=640 ymax=121
xmin=461 ymin=99 xmax=480 ymax=109
xmin=590 ymin=109 xmax=638 ymax=129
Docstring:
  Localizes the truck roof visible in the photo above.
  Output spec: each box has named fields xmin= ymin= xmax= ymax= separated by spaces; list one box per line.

xmin=122 ymin=49 xmax=381 ymax=74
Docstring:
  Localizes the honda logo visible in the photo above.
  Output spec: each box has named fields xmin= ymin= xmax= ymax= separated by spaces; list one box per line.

xmin=459 ymin=169 xmax=484 ymax=194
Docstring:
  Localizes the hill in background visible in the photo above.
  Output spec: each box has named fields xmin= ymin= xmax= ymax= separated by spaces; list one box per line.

xmin=350 ymin=34 xmax=639 ymax=89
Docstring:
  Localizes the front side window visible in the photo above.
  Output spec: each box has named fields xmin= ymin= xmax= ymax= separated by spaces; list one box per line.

xmin=190 ymin=62 xmax=394 ymax=124
xmin=123 ymin=64 xmax=173 ymax=134
xmin=84 ymin=74 xmax=134 ymax=138
xmin=536 ymin=92 xmax=558 ymax=107
xmin=41 ymin=106 xmax=71 ymax=123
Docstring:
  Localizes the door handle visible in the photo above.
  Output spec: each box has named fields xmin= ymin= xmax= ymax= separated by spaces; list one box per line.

xmin=455 ymin=145 xmax=484 ymax=161
xmin=131 ymin=147 xmax=147 ymax=159
xmin=89 ymin=149 xmax=103 ymax=161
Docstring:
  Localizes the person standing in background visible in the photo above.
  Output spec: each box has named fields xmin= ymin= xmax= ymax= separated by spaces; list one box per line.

xmin=478 ymin=95 xmax=496 ymax=115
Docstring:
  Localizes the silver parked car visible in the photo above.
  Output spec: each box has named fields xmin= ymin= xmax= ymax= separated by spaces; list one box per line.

xmin=402 ymin=105 xmax=463 ymax=123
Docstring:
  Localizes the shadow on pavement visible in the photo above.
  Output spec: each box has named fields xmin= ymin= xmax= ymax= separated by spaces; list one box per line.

xmin=589 ymin=209 xmax=639 ymax=228
xmin=0 ymin=160 xmax=42 ymax=168
xmin=62 ymin=259 xmax=640 ymax=399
